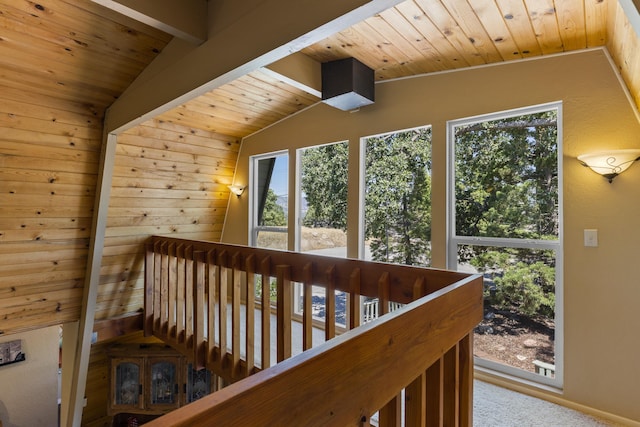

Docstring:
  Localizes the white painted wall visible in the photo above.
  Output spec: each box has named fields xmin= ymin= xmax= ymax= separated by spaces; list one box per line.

xmin=0 ymin=325 xmax=60 ymax=427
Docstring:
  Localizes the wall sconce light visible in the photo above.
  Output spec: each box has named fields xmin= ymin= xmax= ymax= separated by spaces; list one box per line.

xmin=228 ymin=184 xmax=246 ymax=198
xmin=577 ymin=149 xmax=640 ymax=183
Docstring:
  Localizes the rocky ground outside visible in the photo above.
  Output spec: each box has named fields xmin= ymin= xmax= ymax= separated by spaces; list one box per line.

xmin=474 ymin=307 xmax=555 ymax=375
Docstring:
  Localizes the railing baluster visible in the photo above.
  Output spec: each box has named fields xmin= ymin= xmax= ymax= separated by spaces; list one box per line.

xmin=377 ymin=271 xmax=401 ymax=426
xmin=349 ymin=268 xmax=361 ymax=330
xmin=194 ymin=250 xmax=206 ymax=370
xmin=231 ymin=252 xmax=242 ymax=379
xmin=459 ymin=334 xmax=473 ymax=427
xmin=160 ymin=241 xmax=169 ymax=338
xmin=168 ymin=242 xmax=177 ymax=341
xmin=184 ymin=245 xmax=194 ymax=351
xmin=302 ymin=262 xmax=313 ymax=351
xmin=425 ymin=357 xmax=444 ymax=427
xmin=443 ymin=344 xmax=460 ymax=427
xmin=207 ymin=249 xmax=217 ymax=365
xmin=325 ymin=265 xmax=336 ymax=340
xmin=405 ymin=373 xmax=427 ymax=427
xmin=413 ymin=276 xmax=426 ymax=300
xmin=260 ymin=257 xmax=271 ymax=369
xmin=176 ymin=244 xmax=186 ymax=346
xmin=218 ymin=251 xmax=228 ymax=366
xmin=379 ymin=394 xmax=402 ymax=427
xmin=378 ymin=272 xmax=390 ymax=315
xmin=144 ymin=242 xmax=154 ymax=336
xmin=406 ymin=278 xmax=428 ymax=426
xmin=152 ymin=241 xmax=162 ymax=334
xmin=276 ymin=264 xmax=292 ymax=362
xmin=245 ymin=254 xmax=256 ymax=375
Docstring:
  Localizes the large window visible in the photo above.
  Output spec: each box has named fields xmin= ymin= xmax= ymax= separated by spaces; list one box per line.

xmin=359 ymin=126 xmax=432 ymax=323
xmin=448 ymin=103 xmax=562 ymax=387
xmin=296 ymin=141 xmax=349 ymax=256
xmin=250 ymin=152 xmax=288 ymax=249
xmin=361 ymin=126 xmax=432 ymax=266
xmin=294 ymin=141 xmax=349 ymax=327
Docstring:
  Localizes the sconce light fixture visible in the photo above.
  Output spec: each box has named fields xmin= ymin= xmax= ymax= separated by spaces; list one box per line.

xmin=228 ymin=184 xmax=246 ymax=198
xmin=577 ymin=149 xmax=640 ymax=183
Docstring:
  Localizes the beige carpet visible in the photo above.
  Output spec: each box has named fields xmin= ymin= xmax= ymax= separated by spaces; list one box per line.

xmin=474 ymin=381 xmax=625 ymax=426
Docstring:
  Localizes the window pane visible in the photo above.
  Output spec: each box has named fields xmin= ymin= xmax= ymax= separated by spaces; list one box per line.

xmin=297 ymin=141 xmax=349 ymax=327
xmin=363 ymin=126 xmax=432 ymax=266
xmin=460 ymin=244 xmax=556 ymax=377
xmin=253 ymin=153 xmax=288 ymax=249
xmin=454 ymin=111 xmax=558 ymax=239
xmin=451 ymin=105 xmax=561 ymax=385
xmin=299 ymin=141 xmax=348 ymax=257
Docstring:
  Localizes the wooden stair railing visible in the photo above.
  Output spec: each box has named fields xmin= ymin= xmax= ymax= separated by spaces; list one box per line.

xmin=144 ymin=235 xmax=483 ymax=426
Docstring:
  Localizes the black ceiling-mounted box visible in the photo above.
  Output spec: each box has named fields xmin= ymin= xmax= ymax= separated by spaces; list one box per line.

xmin=322 ymin=57 xmax=374 ymax=111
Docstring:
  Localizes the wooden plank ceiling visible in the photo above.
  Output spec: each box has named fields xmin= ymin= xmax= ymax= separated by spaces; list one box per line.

xmin=1 ymin=0 xmax=637 ymax=144
xmin=0 ymin=0 xmax=171 ymax=115
xmin=155 ymin=0 xmax=639 ymax=138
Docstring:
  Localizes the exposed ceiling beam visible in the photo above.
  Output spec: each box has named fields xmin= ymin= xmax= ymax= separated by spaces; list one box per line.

xmin=262 ymin=52 xmax=323 ymax=98
xmin=91 ymin=0 xmax=207 ymax=45
xmin=103 ymin=0 xmax=405 ymax=134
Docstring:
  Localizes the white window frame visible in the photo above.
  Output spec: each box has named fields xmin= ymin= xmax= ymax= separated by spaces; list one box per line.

xmin=446 ymin=102 xmax=564 ymax=389
xmin=293 ymin=141 xmax=350 ymax=326
xmin=249 ymin=150 xmax=289 ymax=248
xmin=294 ymin=140 xmax=349 ymax=254
xmin=358 ymin=125 xmax=433 ymax=264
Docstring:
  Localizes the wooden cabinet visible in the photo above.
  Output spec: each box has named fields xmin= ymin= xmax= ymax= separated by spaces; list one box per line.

xmin=108 ymin=344 xmax=211 ymax=416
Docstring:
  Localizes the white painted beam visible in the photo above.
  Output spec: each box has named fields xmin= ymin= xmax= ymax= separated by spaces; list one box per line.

xmin=104 ymin=0 xmax=405 ymax=134
xmin=66 ymin=133 xmax=118 ymax=427
xmin=262 ymin=52 xmax=323 ymax=98
xmin=91 ymin=0 xmax=207 ymax=45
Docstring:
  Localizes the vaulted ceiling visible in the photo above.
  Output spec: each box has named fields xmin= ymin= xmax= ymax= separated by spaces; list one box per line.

xmin=151 ymin=0 xmax=640 ymax=139
xmin=1 ymin=0 xmax=638 ymax=142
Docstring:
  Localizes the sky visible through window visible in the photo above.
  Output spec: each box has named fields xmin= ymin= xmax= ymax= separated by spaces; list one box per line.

xmin=270 ymin=156 xmax=288 ymax=197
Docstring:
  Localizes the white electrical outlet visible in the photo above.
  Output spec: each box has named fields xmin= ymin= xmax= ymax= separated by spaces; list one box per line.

xmin=584 ymin=229 xmax=598 ymax=247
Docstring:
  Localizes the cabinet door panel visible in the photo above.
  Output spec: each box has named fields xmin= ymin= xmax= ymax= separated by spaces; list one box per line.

xmin=111 ymin=358 xmax=144 ymax=412
xmin=147 ymin=357 xmax=182 ymax=410
xmin=186 ymin=363 xmax=212 ymax=403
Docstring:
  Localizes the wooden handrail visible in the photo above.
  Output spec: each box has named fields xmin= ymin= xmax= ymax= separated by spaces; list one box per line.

xmin=143 ymin=236 xmax=483 ymax=426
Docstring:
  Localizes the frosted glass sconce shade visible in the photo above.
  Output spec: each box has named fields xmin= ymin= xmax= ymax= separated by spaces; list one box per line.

xmin=228 ymin=184 xmax=246 ymax=198
xmin=577 ymin=149 xmax=640 ymax=183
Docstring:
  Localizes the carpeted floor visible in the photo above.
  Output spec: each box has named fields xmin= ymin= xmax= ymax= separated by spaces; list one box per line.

xmin=474 ymin=381 xmax=625 ymax=427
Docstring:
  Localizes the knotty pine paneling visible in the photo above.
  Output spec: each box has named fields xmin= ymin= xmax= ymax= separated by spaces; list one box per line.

xmin=95 ymin=119 xmax=240 ymax=321
xmin=0 ymin=95 xmax=100 ymax=335
xmin=0 ymin=0 xmax=169 ymax=336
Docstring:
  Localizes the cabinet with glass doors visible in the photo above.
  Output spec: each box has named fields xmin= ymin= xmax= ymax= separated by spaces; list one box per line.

xmin=108 ymin=343 xmax=212 ymax=417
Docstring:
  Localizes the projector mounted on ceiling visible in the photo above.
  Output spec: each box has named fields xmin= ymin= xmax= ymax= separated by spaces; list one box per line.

xmin=322 ymin=57 xmax=374 ymax=111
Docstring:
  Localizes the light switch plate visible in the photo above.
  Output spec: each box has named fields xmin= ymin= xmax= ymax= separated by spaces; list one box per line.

xmin=584 ymin=229 xmax=598 ymax=247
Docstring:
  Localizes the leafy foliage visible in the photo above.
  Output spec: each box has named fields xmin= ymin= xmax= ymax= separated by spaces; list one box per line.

xmin=294 ymin=111 xmax=559 ymax=319
xmin=261 ymin=188 xmax=286 ymax=226
xmin=364 ymin=128 xmax=432 ymax=266
xmin=300 ymin=143 xmax=349 ymax=229
xmin=455 ymin=110 xmax=559 ymax=318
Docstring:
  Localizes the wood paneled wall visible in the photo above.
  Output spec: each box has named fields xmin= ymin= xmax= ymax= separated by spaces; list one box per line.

xmin=0 ymin=0 xmax=171 ymax=337
xmin=95 ymin=119 xmax=240 ymax=321
xmin=81 ymin=119 xmax=239 ymax=425
xmin=0 ymin=90 xmax=101 ymax=335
